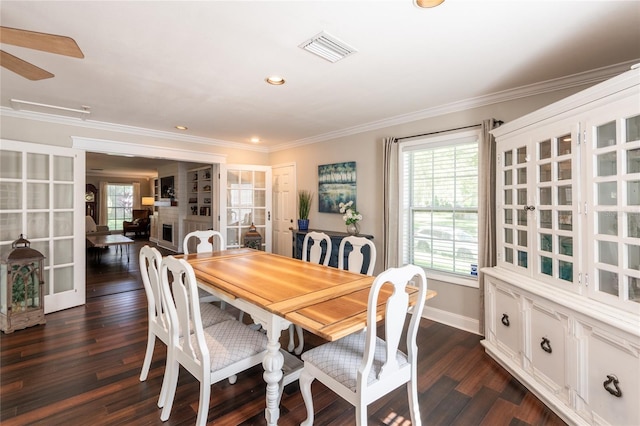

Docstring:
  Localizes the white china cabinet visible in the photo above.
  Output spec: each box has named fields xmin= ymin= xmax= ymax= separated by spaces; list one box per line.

xmin=482 ymin=65 xmax=639 ymax=425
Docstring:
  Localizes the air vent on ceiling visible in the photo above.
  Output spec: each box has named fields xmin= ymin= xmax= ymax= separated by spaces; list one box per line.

xmin=298 ymin=31 xmax=357 ymax=63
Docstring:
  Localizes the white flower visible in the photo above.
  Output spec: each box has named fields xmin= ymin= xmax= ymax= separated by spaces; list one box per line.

xmin=339 ymin=200 xmax=361 ymax=225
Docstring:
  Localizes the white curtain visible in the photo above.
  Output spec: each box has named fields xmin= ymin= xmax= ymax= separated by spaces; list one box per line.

xmin=382 ymin=137 xmax=399 ymax=269
xmin=478 ymin=119 xmax=498 ymax=334
xmin=99 ymin=181 xmax=108 ymax=226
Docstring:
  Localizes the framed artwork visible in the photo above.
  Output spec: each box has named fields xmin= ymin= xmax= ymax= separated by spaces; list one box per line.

xmin=318 ymin=161 xmax=356 ymax=213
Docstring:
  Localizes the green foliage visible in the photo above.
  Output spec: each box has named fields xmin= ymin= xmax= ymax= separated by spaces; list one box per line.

xmin=298 ymin=190 xmax=313 ymax=220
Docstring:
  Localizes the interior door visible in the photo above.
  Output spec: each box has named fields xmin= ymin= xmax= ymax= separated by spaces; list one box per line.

xmin=220 ymin=164 xmax=272 ymax=252
xmin=0 ymin=140 xmax=85 ymax=313
xmin=272 ymin=163 xmax=296 ymax=257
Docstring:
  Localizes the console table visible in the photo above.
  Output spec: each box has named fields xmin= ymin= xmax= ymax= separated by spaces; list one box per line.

xmin=292 ymin=229 xmax=374 ymax=270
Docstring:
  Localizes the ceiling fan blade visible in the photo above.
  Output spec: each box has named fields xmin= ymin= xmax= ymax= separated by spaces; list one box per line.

xmin=0 ymin=26 xmax=83 ymax=58
xmin=0 ymin=50 xmax=54 ymax=80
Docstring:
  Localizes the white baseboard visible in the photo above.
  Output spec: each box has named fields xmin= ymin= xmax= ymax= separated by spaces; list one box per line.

xmin=422 ymin=306 xmax=482 ymax=336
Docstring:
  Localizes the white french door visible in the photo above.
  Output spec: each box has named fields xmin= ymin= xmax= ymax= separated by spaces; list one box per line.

xmin=220 ymin=164 xmax=272 ymax=252
xmin=0 ymin=140 xmax=85 ymax=313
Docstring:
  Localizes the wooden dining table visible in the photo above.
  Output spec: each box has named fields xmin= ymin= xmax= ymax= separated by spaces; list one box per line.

xmin=182 ymin=248 xmax=436 ymax=426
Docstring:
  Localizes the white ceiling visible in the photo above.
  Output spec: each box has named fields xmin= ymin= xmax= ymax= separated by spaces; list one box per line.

xmin=1 ymin=0 xmax=639 ymax=156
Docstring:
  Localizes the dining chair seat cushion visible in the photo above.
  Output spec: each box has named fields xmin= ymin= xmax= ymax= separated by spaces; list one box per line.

xmin=301 ymin=331 xmax=408 ymax=392
xmin=184 ymin=319 xmax=268 ymax=371
xmin=199 ymin=302 xmax=235 ymax=328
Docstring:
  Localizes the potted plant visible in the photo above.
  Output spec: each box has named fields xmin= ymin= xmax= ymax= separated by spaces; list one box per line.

xmin=297 ymin=190 xmax=313 ymax=231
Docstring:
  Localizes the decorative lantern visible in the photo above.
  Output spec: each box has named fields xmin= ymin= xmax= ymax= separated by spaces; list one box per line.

xmin=243 ymin=223 xmax=262 ymax=250
xmin=1 ymin=234 xmax=46 ymax=333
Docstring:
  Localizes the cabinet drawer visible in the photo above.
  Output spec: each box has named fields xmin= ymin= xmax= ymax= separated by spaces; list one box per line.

xmin=493 ymin=284 xmax=521 ymax=363
xmin=529 ymin=302 xmax=569 ymax=403
xmin=585 ymin=329 xmax=640 ymax=426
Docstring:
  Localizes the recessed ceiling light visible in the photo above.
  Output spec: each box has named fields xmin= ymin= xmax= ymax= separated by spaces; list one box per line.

xmin=251 ymin=137 xmax=260 ymax=143
xmin=265 ymin=76 xmax=285 ymax=85
xmin=175 ymin=125 xmax=188 ymax=130
xmin=414 ymin=0 xmax=445 ymax=8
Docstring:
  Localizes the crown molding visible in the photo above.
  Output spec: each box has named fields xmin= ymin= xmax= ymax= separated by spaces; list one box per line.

xmin=2 ymin=60 xmax=636 ymax=154
xmin=269 ymin=59 xmax=638 ymax=151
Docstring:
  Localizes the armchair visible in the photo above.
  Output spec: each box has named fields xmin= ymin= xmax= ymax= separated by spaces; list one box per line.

xmin=123 ymin=210 xmax=150 ymax=237
xmin=85 ymin=215 xmax=110 ymax=236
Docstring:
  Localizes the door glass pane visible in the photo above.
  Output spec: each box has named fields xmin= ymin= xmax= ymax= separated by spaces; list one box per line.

xmin=558 ymin=211 xmax=572 ymax=231
xmin=0 ymin=151 xmax=21 ymax=178
xmin=540 ymin=210 xmax=552 ymax=229
xmin=557 ymin=134 xmax=571 ymax=155
xmin=505 ymin=247 xmax=513 ymax=263
xmin=540 ymin=234 xmax=552 ymax=252
xmin=597 ymin=182 xmax=617 ymax=205
xmin=518 ymin=230 xmax=527 ymax=247
xmin=54 ymin=212 xmax=73 ymax=237
xmin=599 ymin=241 xmax=618 ymax=265
xmin=53 ymin=266 xmax=73 ymax=293
xmin=598 ymin=269 xmax=618 ymax=296
xmin=626 ymin=114 xmax=640 ymax=142
xmin=54 ymin=184 xmax=73 ymax=209
xmin=27 ymin=212 xmax=49 ymax=238
xmin=629 ymin=213 xmax=640 ymax=237
xmin=27 ymin=153 xmax=49 ymax=180
xmin=518 ymin=210 xmax=527 ymax=226
xmin=559 ymin=260 xmax=573 ymax=282
xmin=504 ymin=209 xmax=512 ymax=224
xmin=254 ymin=209 xmax=265 ymax=226
xmin=627 ymin=277 xmax=639 ymax=303
xmin=597 ymin=152 xmax=617 ymax=176
xmin=628 ymin=181 xmax=640 ymax=205
xmin=628 ymin=148 xmax=640 ymax=173
xmin=539 ymin=187 xmax=551 ymax=205
xmin=53 ymin=156 xmax=73 ymax=181
xmin=597 ymin=121 xmax=616 ymax=148
xmin=559 ymin=236 xmax=573 ymax=256
xmin=0 ymin=212 xmax=21 ymax=240
xmin=558 ymin=159 xmax=571 ymax=180
xmin=504 ymin=170 xmax=512 ymax=185
xmin=539 ymin=140 xmax=551 ymax=160
xmin=518 ymin=250 xmax=528 ymax=267
xmin=627 ymin=244 xmax=639 ymax=270
xmin=539 ymin=163 xmax=551 ymax=182
xmin=504 ymin=189 xmax=512 ymax=205
xmin=0 ymin=182 xmax=22 ymax=209
xmin=30 ymin=240 xmax=49 ymax=267
xmin=517 ymin=189 xmax=527 ymax=205
xmin=504 ymin=150 xmax=512 ymax=166
xmin=558 ymin=185 xmax=572 ymax=205
xmin=27 ymin=183 xmax=49 ymax=209
xmin=517 ymin=167 xmax=527 ymax=184
xmin=517 ymin=147 xmax=527 ymax=164
xmin=598 ymin=212 xmax=617 ymax=235
xmin=54 ymin=239 xmax=73 ymax=264
xmin=254 ymin=171 xmax=266 ymax=188
xmin=541 ymin=256 xmax=552 ymax=276
xmin=505 ymin=228 xmax=513 ymax=243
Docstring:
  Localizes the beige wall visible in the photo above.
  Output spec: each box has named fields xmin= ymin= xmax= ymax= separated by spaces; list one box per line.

xmin=0 ymin=83 xmax=592 ymax=332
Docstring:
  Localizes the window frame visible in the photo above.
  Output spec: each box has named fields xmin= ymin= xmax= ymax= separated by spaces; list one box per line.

xmin=105 ymin=183 xmax=134 ymax=231
xmin=398 ymin=129 xmax=480 ymax=288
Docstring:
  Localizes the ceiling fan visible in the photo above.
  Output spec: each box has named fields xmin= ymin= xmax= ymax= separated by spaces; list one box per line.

xmin=0 ymin=26 xmax=83 ymax=80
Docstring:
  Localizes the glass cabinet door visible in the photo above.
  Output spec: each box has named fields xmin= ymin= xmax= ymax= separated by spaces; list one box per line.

xmin=585 ymin=96 xmax=640 ymax=308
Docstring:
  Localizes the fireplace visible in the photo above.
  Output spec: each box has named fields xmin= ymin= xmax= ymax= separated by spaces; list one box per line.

xmin=162 ymin=224 xmax=173 ymax=243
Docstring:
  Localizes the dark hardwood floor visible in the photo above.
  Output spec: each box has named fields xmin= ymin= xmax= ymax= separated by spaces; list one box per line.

xmin=0 ymin=238 xmax=567 ymax=425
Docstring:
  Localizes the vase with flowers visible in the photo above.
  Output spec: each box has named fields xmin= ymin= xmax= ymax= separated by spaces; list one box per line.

xmin=339 ymin=200 xmax=362 ymax=235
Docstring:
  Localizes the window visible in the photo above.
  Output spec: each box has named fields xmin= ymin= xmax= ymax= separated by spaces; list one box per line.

xmin=105 ymin=184 xmax=133 ymax=230
xmin=400 ymin=130 xmax=479 ymax=284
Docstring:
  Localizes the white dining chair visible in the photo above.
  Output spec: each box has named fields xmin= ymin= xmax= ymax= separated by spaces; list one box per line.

xmin=138 ymin=245 xmax=234 ymax=407
xmin=183 ymin=230 xmax=228 ymax=305
xmin=158 ymin=255 xmax=268 ymax=426
xmin=288 ymin=231 xmax=333 ymax=355
xmin=338 ymin=235 xmax=377 ymax=276
xmin=299 ymin=264 xmax=427 ymax=426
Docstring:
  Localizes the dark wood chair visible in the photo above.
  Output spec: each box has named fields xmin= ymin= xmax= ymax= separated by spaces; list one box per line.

xmin=123 ymin=210 xmax=150 ymax=237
